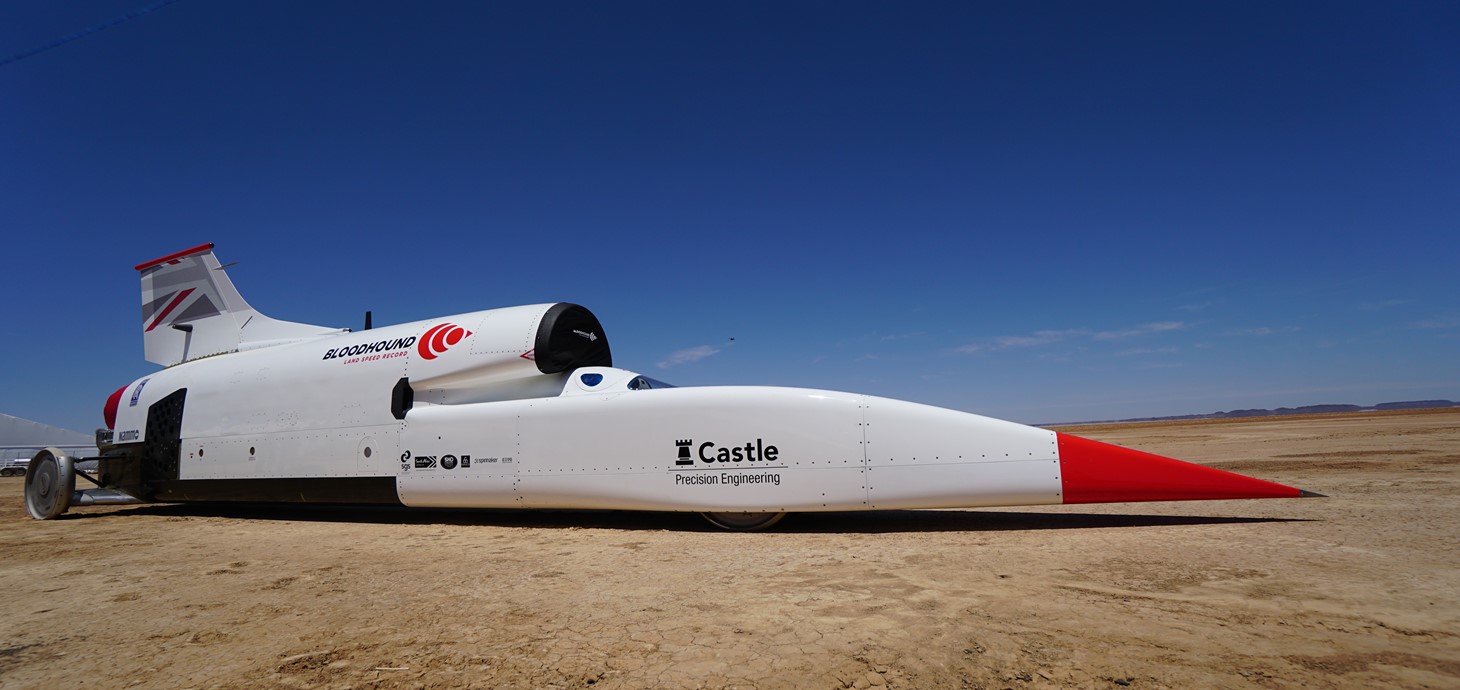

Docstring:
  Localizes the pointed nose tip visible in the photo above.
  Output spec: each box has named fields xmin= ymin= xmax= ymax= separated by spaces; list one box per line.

xmin=1056 ymin=432 xmax=1308 ymax=504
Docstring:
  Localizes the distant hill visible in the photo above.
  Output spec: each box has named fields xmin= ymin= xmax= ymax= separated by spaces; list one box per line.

xmin=1044 ymin=400 xmax=1458 ymax=427
xmin=1373 ymin=400 xmax=1455 ymax=411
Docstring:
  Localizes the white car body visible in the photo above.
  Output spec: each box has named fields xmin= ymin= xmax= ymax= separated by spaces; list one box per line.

xmin=25 ymin=244 xmax=1314 ymax=528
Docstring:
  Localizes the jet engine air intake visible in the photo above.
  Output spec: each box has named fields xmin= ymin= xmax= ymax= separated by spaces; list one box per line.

xmin=535 ymin=303 xmax=611 ymax=374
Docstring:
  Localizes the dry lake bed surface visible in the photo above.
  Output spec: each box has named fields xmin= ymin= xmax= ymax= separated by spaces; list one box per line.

xmin=2 ymin=408 xmax=1457 ymax=689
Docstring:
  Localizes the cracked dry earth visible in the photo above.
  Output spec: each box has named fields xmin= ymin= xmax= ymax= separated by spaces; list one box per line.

xmin=2 ymin=408 xmax=1458 ymax=689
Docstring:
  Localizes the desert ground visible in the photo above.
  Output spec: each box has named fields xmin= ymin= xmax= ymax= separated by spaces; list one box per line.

xmin=1 ymin=408 xmax=1457 ymax=689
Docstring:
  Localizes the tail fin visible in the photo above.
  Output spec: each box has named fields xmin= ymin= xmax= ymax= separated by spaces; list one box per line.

xmin=138 ymin=243 xmax=345 ymax=366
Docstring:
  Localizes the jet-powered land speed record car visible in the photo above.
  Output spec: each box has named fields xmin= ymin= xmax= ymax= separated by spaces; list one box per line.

xmin=24 ymin=244 xmax=1320 ymax=530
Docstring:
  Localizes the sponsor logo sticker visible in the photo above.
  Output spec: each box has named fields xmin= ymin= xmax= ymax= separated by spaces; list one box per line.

xmin=129 ymin=378 xmax=149 ymax=407
xmin=320 ymin=322 xmax=473 ymax=365
xmin=400 ymin=450 xmax=475 ymax=472
xmin=323 ymin=336 xmax=417 ymax=364
xmin=673 ymin=438 xmax=780 ymax=465
xmin=670 ymin=438 xmax=784 ymax=487
xmin=418 ymin=323 xmax=473 ymax=360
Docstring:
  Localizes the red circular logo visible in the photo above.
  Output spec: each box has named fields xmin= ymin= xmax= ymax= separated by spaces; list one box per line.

xmin=418 ymin=323 xmax=473 ymax=360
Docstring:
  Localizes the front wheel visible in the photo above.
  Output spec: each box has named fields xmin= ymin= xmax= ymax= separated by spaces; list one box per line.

xmin=699 ymin=511 xmax=788 ymax=531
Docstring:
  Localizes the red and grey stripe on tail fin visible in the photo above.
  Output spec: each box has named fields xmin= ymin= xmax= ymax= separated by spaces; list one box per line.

xmin=137 ymin=243 xmax=222 ymax=334
xmin=137 ymin=243 xmax=343 ymax=366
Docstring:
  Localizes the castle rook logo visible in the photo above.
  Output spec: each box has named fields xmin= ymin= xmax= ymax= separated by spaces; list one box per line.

xmin=675 ymin=439 xmax=694 ymax=465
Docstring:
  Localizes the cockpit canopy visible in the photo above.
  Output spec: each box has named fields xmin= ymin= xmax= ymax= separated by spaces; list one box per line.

xmin=562 ymin=367 xmax=676 ymax=396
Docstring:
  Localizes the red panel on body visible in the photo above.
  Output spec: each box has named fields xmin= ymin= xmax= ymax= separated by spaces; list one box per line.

xmin=1057 ymin=432 xmax=1301 ymax=504
xmin=103 ymin=385 xmax=126 ymax=430
xmin=134 ymin=242 xmax=215 ymax=271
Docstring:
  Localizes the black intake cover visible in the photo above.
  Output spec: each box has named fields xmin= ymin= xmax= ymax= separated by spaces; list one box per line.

xmin=535 ymin=303 xmax=611 ymax=374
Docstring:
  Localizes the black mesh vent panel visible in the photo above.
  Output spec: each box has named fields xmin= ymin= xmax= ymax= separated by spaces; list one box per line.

xmin=143 ymin=388 xmax=187 ymax=485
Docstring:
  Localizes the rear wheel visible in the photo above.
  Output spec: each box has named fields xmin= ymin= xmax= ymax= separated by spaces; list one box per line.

xmin=25 ymin=448 xmax=74 ymax=520
xmin=699 ymin=511 xmax=788 ymax=531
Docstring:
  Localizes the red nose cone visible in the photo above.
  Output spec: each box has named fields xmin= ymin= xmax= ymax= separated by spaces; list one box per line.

xmin=1057 ymin=432 xmax=1303 ymax=504
xmin=104 ymin=385 xmax=126 ymax=430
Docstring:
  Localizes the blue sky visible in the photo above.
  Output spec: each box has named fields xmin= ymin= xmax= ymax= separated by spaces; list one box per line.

xmin=2 ymin=1 xmax=1457 ymax=433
